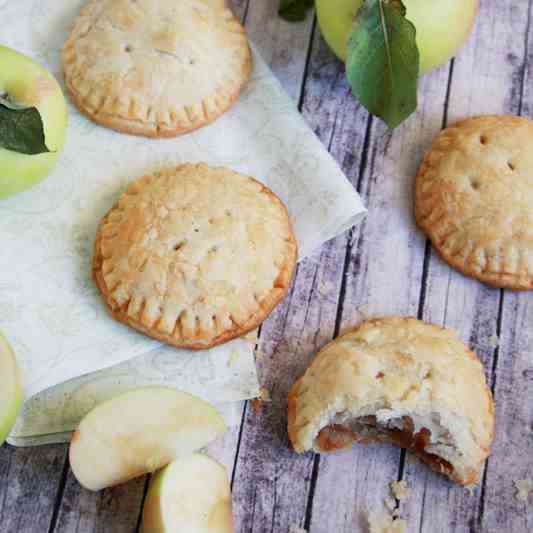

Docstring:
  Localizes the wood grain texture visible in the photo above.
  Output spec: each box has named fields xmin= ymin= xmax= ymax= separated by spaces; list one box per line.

xmin=307 ymin=27 xmax=452 ymax=533
xmin=479 ymin=1 xmax=533 ymax=531
xmin=404 ymin=2 xmax=532 ymax=533
xmin=230 ymin=14 xmax=355 ymax=533
xmin=0 ymin=445 xmax=67 ymax=532
xmin=2 ymin=1 xmax=533 ymax=532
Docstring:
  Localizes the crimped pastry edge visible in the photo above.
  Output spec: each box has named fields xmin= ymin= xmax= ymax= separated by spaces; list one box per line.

xmin=93 ymin=164 xmax=298 ymax=350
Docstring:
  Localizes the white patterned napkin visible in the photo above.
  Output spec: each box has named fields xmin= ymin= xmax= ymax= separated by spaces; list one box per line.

xmin=1 ymin=0 xmax=366 ymax=446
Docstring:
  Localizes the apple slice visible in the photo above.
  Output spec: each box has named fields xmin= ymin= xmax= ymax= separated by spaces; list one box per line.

xmin=0 ymin=332 xmax=23 ymax=446
xmin=69 ymin=388 xmax=227 ymax=491
xmin=142 ymin=454 xmax=234 ymax=533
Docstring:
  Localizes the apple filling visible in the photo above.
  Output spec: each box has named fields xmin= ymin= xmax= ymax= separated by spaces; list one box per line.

xmin=315 ymin=413 xmax=455 ymax=476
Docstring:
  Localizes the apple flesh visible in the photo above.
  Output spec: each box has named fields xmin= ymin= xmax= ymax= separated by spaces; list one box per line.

xmin=0 ymin=333 xmax=23 ymax=446
xmin=142 ymin=454 xmax=234 ymax=533
xmin=0 ymin=45 xmax=68 ymax=198
xmin=316 ymin=0 xmax=479 ymax=73
xmin=69 ymin=388 xmax=227 ymax=491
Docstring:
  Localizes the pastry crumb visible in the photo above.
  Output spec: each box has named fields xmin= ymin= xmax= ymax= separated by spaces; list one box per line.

xmin=514 ymin=479 xmax=533 ymax=502
xmin=367 ymin=512 xmax=407 ymax=533
xmin=259 ymin=387 xmax=272 ymax=402
xmin=289 ymin=525 xmax=307 ymax=533
xmin=357 ymin=304 xmax=371 ymax=319
xmin=250 ymin=387 xmax=272 ymax=414
xmin=319 ymin=281 xmax=335 ymax=296
xmin=244 ymin=329 xmax=259 ymax=343
xmin=488 ymin=334 xmax=500 ymax=348
xmin=390 ymin=480 xmax=410 ymax=500
xmin=384 ymin=498 xmax=396 ymax=511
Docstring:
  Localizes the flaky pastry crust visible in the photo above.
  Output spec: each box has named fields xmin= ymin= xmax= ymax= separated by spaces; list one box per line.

xmin=62 ymin=0 xmax=252 ymax=137
xmin=288 ymin=317 xmax=494 ymax=485
xmin=416 ymin=115 xmax=533 ymax=289
xmin=93 ymin=163 xmax=297 ymax=349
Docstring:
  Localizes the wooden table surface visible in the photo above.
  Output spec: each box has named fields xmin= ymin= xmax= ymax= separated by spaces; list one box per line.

xmin=2 ymin=1 xmax=533 ymax=532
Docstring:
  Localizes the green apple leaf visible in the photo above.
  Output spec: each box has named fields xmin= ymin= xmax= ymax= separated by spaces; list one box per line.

xmin=346 ymin=0 xmax=419 ymax=128
xmin=278 ymin=0 xmax=314 ymax=22
xmin=0 ymin=99 xmax=50 ymax=155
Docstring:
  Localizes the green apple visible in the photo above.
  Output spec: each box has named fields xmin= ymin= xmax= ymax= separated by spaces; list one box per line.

xmin=142 ymin=454 xmax=233 ymax=533
xmin=69 ymin=388 xmax=227 ymax=491
xmin=0 ymin=45 xmax=68 ymax=198
xmin=316 ymin=0 xmax=479 ymax=73
xmin=0 ymin=332 xmax=23 ymax=446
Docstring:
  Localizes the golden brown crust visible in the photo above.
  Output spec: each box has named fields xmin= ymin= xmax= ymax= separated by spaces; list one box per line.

xmin=415 ymin=115 xmax=533 ymax=290
xmin=287 ymin=316 xmax=495 ymax=485
xmin=93 ymin=163 xmax=297 ymax=350
xmin=62 ymin=0 xmax=252 ymax=137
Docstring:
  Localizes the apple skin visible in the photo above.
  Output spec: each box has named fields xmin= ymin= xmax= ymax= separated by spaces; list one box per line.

xmin=0 ymin=45 xmax=68 ymax=199
xmin=142 ymin=454 xmax=234 ymax=533
xmin=316 ymin=0 xmax=479 ymax=73
xmin=69 ymin=388 xmax=227 ymax=491
xmin=0 ymin=333 xmax=23 ymax=446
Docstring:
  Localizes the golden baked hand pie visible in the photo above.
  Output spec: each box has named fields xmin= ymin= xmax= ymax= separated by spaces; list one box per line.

xmin=62 ymin=0 xmax=252 ymax=137
xmin=93 ymin=164 xmax=297 ymax=349
xmin=288 ymin=317 xmax=494 ymax=485
xmin=416 ymin=115 xmax=533 ymax=289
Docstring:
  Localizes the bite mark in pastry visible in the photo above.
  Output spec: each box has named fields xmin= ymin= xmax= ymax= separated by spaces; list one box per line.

xmin=288 ymin=317 xmax=495 ymax=485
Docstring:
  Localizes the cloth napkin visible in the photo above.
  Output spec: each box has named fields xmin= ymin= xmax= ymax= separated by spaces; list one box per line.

xmin=1 ymin=0 xmax=366 ymax=446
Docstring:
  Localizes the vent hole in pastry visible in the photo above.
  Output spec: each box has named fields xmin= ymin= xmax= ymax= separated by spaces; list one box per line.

xmin=173 ymin=241 xmax=186 ymax=252
xmin=139 ymin=258 xmax=149 ymax=272
xmin=480 ymin=135 xmax=487 ymax=145
xmin=470 ymin=178 xmax=481 ymax=190
xmin=508 ymin=161 xmax=516 ymax=171
xmin=315 ymin=413 xmax=455 ymax=478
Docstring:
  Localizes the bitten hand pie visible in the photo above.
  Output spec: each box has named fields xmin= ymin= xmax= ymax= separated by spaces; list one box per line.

xmin=288 ymin=317 xmax=494 ymax=485
xmin=93 ymin=164 xmax=297 ymax=349
xmin=62 ymin=0 xmax=252 ymax=137
xmin=416 ymin=115 xmax=533 ymax=289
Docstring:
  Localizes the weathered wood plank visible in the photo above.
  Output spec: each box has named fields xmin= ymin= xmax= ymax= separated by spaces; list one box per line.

xmin=481 ymin=294 xmax=533 ymax=532
xmin=480 ymin=1 xmax=533 ymax=530
xmin=403 ymin=2 xmax=531 ymax=532
xmin=307 ymin=33 xmax=452 ymax=533
xmin=231 ymin=24 xmax=371 ymax=533
xmin=243 ymin=2 xmax=314 ymax=102
xmin=0 ymin=444 xmax=67 ymax=532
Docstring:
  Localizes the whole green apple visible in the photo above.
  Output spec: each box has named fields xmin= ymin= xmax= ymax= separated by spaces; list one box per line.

xmin=0 ymin=45 xmax=68 ymax=198
xmin=0 ymin=333 xmax=23 ymax=446
xmin=316 ymin=0 xmax=479 ymax=73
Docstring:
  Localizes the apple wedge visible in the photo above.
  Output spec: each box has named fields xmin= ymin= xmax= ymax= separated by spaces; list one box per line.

xmin=69 ymin=388 xmax=227 ymax=491
xmin=142 ymin=454 xmax=234 ymax=533
xmin=0 ymin=333 xmax=23 ymax=446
